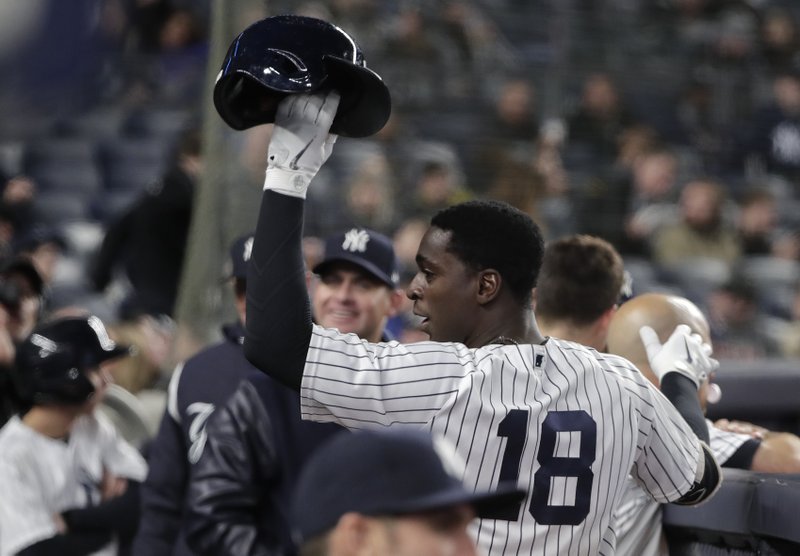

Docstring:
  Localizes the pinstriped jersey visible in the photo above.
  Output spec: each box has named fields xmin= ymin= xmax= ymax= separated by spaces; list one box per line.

xmin=612 ymin=420 xmax=752 ymax=556
xmin=0 ymin=412 xmax=147 ymax=556
xmin=300 ymin=326 xmax=703 ymax=556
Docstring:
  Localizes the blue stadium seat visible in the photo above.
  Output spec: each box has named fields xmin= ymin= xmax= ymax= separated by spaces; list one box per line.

xmin=99 ymin=136 xmax=169 ymax=192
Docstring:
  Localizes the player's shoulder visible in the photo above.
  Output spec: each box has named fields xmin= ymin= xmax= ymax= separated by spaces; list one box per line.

xmin=546 ymin=337 xmax=650 ymax=384
xmin=0 ymin=417 xmax=38 ymax=465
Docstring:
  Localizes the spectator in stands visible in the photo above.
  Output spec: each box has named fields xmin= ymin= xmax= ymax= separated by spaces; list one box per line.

xmin=652 ymin=178 xmax=741 ymax=267
xmin=405 ymin=159 xmax=473 ymax=221
xmin=0 ymin=256 xmax=44 ymax=344
xmin=705 ymin=277 xmax=781 ymax=359
xmin=151 ymin=8 xmax=208 ymax=106
xmin=89 ymin=127 xmax=202 ymax=320
xmin=0 ymin=175 xmax=37 ymax=240
xmin=472 ymin=78 xmax=539 ymax=193
xmin=758 ymin=7 xmax=800 ymax=79
xmin=566 ymin=72 xmax=638 ymax=163
xmin=579 ymin=145 xmax=680 ymax=257
xmin=736 ymin=187 xmax=779 ymax=256
xmin=342 ymin=151 xmax=400 ymax=236
xmin=12 ymin=223 xmax=67 ymax=287
xmin=736 ymin=70 xmax=800 ymax=181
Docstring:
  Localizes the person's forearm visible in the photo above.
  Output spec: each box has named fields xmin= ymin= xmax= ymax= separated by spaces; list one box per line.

xmin=16 ymin=531 xmax=111 ymax=556
xmin=62 ymin=481 xmax=141 ymax=540
xmin=243 ymin=191 xmax=312 ymax=390
xmin=661 ymin=373 xmax=709 ymax=444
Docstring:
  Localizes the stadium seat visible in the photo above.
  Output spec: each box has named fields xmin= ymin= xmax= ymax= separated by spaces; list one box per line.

xmin=33 ymin=191 xmax=91 ymax=224
xmin=99 ymin=136 xmax=169 ymax=192
xmin=739 ymin=256 xmax=800 ymax=318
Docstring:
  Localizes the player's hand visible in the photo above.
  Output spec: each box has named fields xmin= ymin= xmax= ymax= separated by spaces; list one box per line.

xmin=263 ymin=90 xmax=340 ymax=199
xmin=101 ymin=469 xmax=128 ymax=501
xmin=639 ymin=324 xmax=719 ymax=389
xmin=714 ymin=418 xmax=767 ymax=439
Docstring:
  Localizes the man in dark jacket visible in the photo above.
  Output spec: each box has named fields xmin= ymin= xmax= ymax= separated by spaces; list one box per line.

xmin=131 ymin=234 xmax=256 ymax=556
xmin=90 ymin=128 xmax=202 ymax=319
xmin=184 ymin=228 xmax=404 ymax=556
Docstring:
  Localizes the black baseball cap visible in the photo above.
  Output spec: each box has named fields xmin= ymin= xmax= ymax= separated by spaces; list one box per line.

xmin=312 ymin=228 xmax=399 ymax=288
xmin=223 ymin=234 xmax=254 ymax=281
xmin=291 ymin=428 xmax=526 ymax=543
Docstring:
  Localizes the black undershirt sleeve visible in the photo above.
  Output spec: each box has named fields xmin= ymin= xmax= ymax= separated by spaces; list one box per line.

xmin=723 ymin=438 xmax=761 ymax=470
xmin=16 ymin=531 xmax=111 ymax=556
xmin=243 ymin=191 xmax=312 ymax=391
xmin=660 ymin=373 xmax=710 ymax=445
xmin=61 ymin=481 xmax=141 ymax=542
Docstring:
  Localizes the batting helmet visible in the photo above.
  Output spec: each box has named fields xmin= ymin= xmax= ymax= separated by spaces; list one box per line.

xmin=13 ymin=316 xmax=131 ymax=406
xmin=213 ymin=15 xmax=391 ymax=138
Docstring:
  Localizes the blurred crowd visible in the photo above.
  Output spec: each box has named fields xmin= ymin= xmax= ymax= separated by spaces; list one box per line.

xmin=0 ymin=0 xmax=799 ymax=414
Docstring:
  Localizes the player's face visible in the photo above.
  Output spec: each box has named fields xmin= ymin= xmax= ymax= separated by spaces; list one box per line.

xmin=313 ymin=262 xmax=396 ymax=342
xmin=368 ymin=505 xmax=477 ymax=556
xmin=408 ymin=227 xmax=481 ymax=344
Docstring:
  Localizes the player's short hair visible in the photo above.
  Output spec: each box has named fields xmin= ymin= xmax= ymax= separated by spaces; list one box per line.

xmin=430 ymin=200 xmax=544 ymax=306
xmin=536 ymin=235 xmax=625 ymax=325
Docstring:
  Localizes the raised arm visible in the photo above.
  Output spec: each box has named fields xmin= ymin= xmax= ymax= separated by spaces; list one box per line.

xmin=243 ymin=92 xmax=340 ymax=390
xmin=640 ymin=324 xmax=722 ymax=504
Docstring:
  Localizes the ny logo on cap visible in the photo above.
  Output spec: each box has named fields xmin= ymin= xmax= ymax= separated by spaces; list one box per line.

xmin=342 ymin=228 xmax=370 ymax=253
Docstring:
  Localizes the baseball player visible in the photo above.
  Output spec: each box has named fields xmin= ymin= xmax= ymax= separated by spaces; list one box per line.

xmin=240 ymin=91 xmax=721 ymax=555
xmin=607 ymin=292 xmax=800 ymax=555
xmin=0 ymin=315 xmax=147 ymax=556
xmin=132 ymin=234 xmax=259 ymax=556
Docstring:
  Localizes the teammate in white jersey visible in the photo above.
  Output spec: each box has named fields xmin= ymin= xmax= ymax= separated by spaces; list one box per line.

xmin=607 ymin=292 xmax=800 ymax=555
xmin=241 ymin=91 xmax=722 ymax=555
xmin=0 ymin=316 xmax=147 ymax=556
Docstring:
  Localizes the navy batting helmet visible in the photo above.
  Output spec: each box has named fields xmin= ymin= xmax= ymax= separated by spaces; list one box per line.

xmin=13 ymin=316 xmax=131 ymax=406
xmin=213 ymin=15 xmax=391 ymax=138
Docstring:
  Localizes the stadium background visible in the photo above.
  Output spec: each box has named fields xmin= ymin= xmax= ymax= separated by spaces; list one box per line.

xmin=0 ymin=0 xmax=798 ymax=437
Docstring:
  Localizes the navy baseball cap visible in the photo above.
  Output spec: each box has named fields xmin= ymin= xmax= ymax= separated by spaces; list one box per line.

xmin=223 ymin=234 xmax=254 ymax=280
xmin=291 ymin=428 xmax=526 ymax=543
xmin=312 ymin=228 xmax=399 ymax=287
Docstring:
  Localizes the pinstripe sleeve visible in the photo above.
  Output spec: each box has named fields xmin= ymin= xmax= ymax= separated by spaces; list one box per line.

xmin=299 ymin=325 xmax=478 ymax=429
xmin=709 ymin=423 xmax=751 ymax=466
xmin=630 ymin=375 xmax=702 ymax=504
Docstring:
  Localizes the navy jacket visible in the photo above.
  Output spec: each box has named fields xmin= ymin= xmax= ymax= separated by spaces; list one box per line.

xmin=184 ymin=371 xmax=341 ymax=556
xmin=132 ymin=323 xmax=256 ymax=556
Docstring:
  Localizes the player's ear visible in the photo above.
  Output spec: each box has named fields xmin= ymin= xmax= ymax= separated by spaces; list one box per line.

xmin=476 ymin=269 xmax=501 ymax=305
xmin=331 ymin=512 xmax=372 ymax=553
xmin=386 ymin=288 xmax=406 ymax=317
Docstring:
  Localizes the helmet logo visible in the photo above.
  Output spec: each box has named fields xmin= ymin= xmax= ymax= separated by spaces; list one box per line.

xmin=266 ymin=48 xmax=308 ymax=73
xmin=88 ymin=315 xmax=117 ymax=351
xmin=31 ymin=333 xmax=58 ymax=358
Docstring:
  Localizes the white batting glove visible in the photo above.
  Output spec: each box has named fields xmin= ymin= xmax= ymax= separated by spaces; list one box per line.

xmin=639 ymin=324 xmax=719 ymax=389
xmin=263 ymin=90 xmax=340 ymax=198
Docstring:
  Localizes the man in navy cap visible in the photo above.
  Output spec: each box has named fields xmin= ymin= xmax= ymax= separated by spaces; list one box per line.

xmin=291 ymin=428 xmax=525 ymax=556
xmin=184 ymin=227 xmax=404 ymax=556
